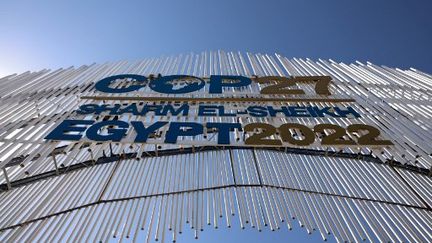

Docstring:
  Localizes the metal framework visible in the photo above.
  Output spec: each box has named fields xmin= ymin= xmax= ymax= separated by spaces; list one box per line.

xmin=0 ymin=51 xmax=431 ymax=242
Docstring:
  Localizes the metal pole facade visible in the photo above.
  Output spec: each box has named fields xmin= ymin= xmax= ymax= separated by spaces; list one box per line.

xmin=0 ymin=51 xmax=431 ymax=242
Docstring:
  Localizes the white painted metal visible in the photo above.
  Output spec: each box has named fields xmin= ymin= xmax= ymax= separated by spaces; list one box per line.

xmin=0 ymin=51 xmax=431 ymax=242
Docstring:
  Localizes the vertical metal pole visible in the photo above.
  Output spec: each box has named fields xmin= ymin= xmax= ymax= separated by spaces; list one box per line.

xmin=88 ymin=148 xmax=95 ymax=165
xmin=155 ymin=144 xmax=159 ymax=157
xmin=2 ymin=168 xmax=11 ymax=190
xmin=109 ymin=143 xmax=113 ymax=156
xmin=251 ymin=148 xmax=263 ymax=186
xmin=51 ymin=153 xmax=60 ymax=175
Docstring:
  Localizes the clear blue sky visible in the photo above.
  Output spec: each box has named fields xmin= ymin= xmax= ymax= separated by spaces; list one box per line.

xmin=0 ymin=0 xmax=429 ymax=242
xmin=0 ymin=0 xmax=431 ymax=77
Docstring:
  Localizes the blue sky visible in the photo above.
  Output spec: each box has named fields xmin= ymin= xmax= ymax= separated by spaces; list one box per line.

xmin=0 ymin=0 xmax=431 ymax=77
xmin=0 ymin=0 xmax=430 ymax=242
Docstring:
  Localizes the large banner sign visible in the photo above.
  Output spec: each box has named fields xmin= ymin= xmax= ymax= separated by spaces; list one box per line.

xmin=44 ymin=75 xmax=393 ymax=147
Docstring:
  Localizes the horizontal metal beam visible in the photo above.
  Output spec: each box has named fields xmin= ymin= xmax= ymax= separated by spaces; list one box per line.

xmin=81 ymin=95 xmax=357 ymax=103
